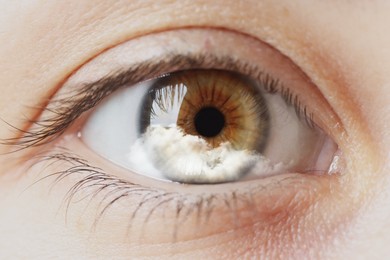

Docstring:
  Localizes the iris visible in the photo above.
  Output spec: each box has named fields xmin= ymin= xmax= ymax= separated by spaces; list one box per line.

xmin=139 ymin=70 xmax=270 ymax=183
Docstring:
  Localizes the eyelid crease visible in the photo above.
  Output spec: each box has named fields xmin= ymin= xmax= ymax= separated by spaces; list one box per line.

xmin=1 ymin=53 xmax=318 ymax=151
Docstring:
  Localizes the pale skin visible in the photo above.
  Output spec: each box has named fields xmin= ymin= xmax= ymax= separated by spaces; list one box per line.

xmin=0 ymin=0 xmax=389 ymax=259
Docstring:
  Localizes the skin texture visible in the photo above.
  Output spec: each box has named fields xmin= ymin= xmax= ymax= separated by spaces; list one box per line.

xmin=0 ymin=0 xmax=389 ymax=259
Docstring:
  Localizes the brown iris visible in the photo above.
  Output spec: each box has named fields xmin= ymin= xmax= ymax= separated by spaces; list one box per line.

xmin=141 ymin=70 xmax=269 ymax=151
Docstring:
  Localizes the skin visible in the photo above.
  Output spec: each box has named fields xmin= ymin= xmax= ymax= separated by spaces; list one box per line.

xmin=0 ymin=0 xmax=389 ymax=259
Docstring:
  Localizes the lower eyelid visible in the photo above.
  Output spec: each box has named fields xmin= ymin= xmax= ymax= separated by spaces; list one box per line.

xmin=27 ymin=135 xmax=336 ymax=243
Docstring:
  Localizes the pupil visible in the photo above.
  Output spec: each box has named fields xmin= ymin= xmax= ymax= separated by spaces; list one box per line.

xmin=194 ymin=106 xmax=225 ymax=137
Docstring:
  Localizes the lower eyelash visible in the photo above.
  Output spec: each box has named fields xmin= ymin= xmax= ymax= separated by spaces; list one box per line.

xmin=27 ymin=150 xmax=259 ymax=239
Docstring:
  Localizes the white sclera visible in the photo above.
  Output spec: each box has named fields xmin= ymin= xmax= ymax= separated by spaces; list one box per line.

xmin=81 ymin=80 xmax=154 ymax=166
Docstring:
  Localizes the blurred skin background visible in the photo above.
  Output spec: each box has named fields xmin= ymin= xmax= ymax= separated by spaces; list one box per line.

xmin=0 ymin=1 xmax=389 ymax=259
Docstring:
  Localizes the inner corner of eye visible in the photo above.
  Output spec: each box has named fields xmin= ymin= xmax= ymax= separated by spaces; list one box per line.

xmin=80 ymin=69 xmax=336 ymax=185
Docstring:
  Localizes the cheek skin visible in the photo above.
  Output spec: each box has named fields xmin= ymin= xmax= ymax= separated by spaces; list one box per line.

xmin=0 ymin=171 xmax=86 ymax=258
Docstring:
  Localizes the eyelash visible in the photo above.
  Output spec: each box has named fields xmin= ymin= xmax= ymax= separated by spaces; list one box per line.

xmin=2 ymin=53 xmax=318 ymax=234
xmin=1 ymin=53 xmax=315 ymax=150
xmin=31 ymin=149 xmax=268 ymax=237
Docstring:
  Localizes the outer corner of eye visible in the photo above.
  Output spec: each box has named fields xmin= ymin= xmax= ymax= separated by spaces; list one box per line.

xmin=80 ymin=64 xmax=339 ymax=186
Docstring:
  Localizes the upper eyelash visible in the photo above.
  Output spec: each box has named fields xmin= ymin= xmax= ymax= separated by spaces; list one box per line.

xmin=0 ymin=53 xmax=314 ymax=151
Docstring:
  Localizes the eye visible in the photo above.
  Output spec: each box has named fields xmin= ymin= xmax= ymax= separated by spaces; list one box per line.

xmin=4 ymin=28 xmax=341 ymax=188
xmin=81 ymin=68 xmax=336 ymax=184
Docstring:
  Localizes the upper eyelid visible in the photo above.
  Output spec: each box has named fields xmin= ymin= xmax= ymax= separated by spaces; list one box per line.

xmin=1 ymin=27 xmax=344 ymax=151
xmin=1 ymin=54 xmax=276 ymax=150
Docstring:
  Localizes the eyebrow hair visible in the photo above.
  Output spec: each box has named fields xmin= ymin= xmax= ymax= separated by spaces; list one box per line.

xmin=2 ymin=53 xmax=271 ymax=150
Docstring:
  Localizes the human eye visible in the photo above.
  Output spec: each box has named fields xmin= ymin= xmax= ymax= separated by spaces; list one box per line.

xmin=81 ymin=57 xmax=335 ymax=184
xmin=4 ymin=28 xmax=345 ymax=255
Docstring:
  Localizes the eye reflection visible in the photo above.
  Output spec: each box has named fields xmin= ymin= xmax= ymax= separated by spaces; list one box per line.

xmin=138 ymin=70 xmax=270 ymax=183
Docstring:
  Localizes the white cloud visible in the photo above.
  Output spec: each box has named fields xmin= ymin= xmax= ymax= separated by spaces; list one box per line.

xmin=128 ymin=126 xmax=287 ymax=183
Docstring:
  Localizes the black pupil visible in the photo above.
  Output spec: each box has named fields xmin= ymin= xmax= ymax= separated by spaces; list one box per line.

xmin=194 ymin=107 xmax=225 ymax=137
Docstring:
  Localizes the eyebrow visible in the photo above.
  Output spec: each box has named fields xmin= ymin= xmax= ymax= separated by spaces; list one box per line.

xmin=3 ymin=54 xmax=270 ymax=150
